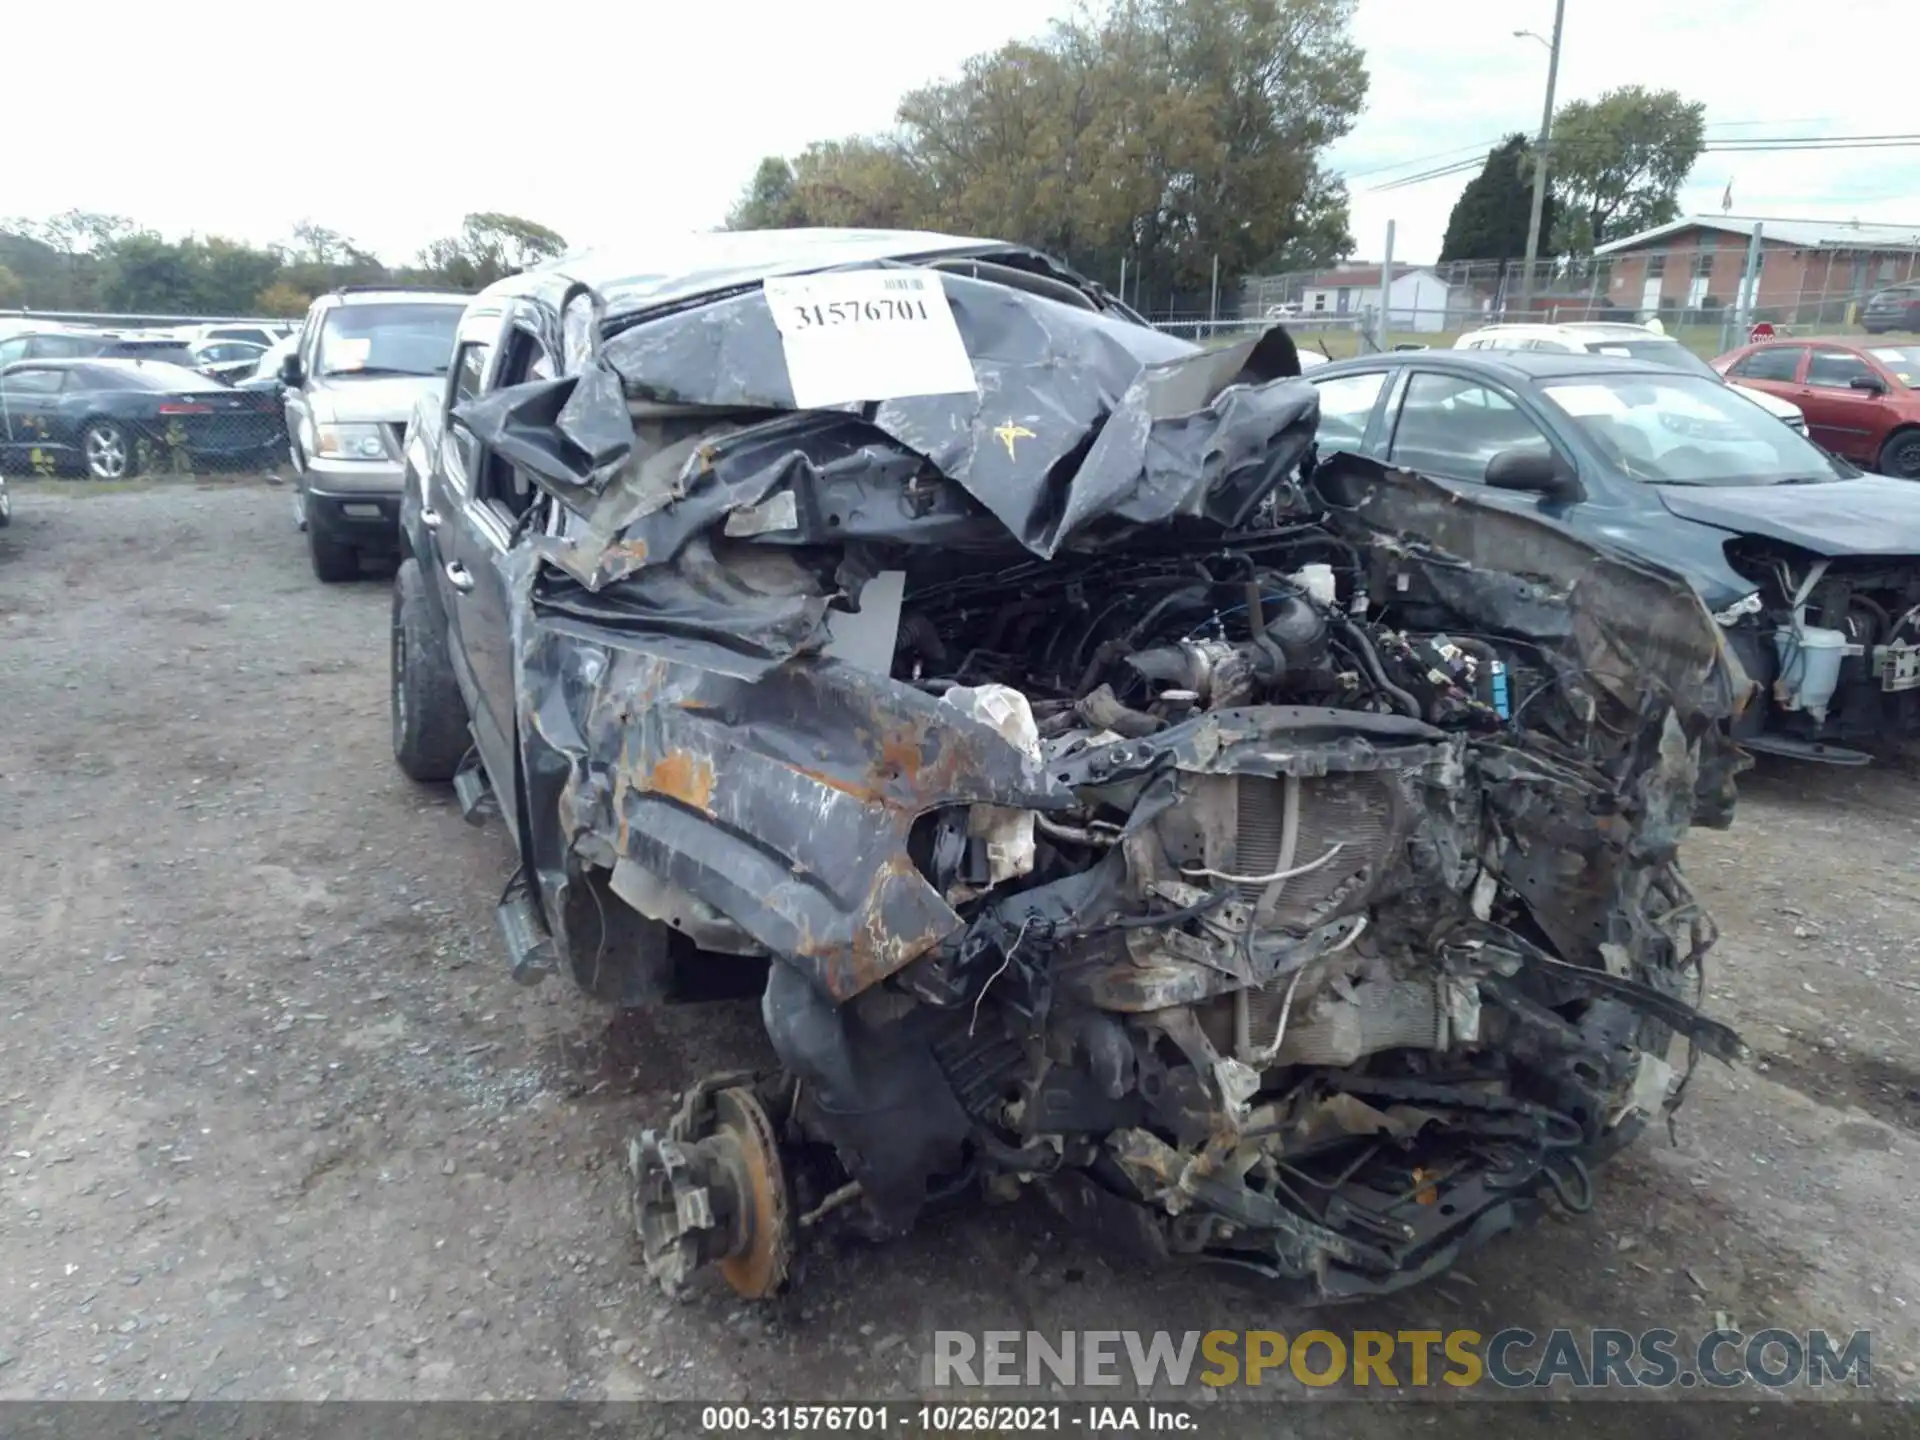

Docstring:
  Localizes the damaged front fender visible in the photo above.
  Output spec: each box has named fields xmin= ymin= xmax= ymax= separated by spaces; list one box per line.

xmin=516 ymin=599 xmax=1072 ymax=1001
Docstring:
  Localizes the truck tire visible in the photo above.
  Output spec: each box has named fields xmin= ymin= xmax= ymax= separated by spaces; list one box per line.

xmin=391 ymin=557 xmax=471 ymax=782
xmin=308 ymin=524 xmax=359 ymax=583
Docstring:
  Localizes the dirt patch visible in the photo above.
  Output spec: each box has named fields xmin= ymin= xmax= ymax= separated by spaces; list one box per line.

xmin=1752 ymin=1045 xmax=1920 ymax=1132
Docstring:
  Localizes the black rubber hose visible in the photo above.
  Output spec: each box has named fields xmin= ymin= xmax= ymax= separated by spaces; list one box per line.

xmin=1333 ymin=618 xmax=1423 ymax=719
xmin=1245 ymin=580 xmax=1288 ymax=681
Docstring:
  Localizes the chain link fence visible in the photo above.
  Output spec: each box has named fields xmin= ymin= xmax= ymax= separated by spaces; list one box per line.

xmin=1 ymin=310 xmax=292 ymax=478
xmin=1237 ymin=237 xmax=1920 ymax=360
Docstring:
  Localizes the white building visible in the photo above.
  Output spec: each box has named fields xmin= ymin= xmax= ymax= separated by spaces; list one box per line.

xmin=1298 ymin=265 xmax=1458 ymax=333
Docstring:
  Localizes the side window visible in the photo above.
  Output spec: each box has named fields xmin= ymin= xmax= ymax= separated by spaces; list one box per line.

xmin=0 ymin=338 xmax=25 ymax=366
xmin=1527 ymin=339 xmax=1573 ymax=352
xmin=439 ymin=341 xmax=491 ymax=495
xmin=445 ymin=340 xmax=493 ymax=492
xmin=1388 ymin=372 xmax=1554 ymax=480
xmin=298 ymin=308 xmax=324 ymax=377
xmin=1310 ymin=372 xmax=1387 ymax=454
xmin=31 ymin=335 xmax=90 ymax=359
xmin=1729 ymin=347 xmax=1803 ymax=383
xmin=452 ymin=341 xmax=491 ymax=406
xmin=0 ymin=368 xmax=64 ymax=395
xmin=475 ymin=329 xmax=554 ymax=529
xmin=1806 ymin=349 xmax=1873 ymax=390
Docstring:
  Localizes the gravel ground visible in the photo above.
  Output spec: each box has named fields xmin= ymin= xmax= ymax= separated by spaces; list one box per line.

xmin=1 ymin=480 xmax=1917 ymax=1435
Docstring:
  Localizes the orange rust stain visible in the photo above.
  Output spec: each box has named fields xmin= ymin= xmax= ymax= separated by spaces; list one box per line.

xmin=876 ymin=731 xmax=925 ymax=788
xmin=647 ymin=752 xmax=716 ymax=812
xmin=791 ymin=764 xmax=885 ymax=806
xmin=794 ymin=853 xmax=947 ymax=1000
xmin=606 ymin=536 xmax=650 ymax=565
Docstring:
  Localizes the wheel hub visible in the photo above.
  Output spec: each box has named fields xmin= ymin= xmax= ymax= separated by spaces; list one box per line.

xmin=629 ymin=1079 xmax=792 ymax=1299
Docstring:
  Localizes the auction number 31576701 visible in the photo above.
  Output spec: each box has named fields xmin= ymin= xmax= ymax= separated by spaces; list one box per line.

xmin=785 ymin=294 xmax=936 ymax=330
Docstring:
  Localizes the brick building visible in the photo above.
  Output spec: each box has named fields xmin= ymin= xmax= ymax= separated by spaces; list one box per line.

xmin=1593 ymin=216 xmax=1920 ymax=325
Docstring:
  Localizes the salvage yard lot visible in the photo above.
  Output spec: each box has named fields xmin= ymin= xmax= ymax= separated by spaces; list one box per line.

xmin=0 ymin=479 xmax=1917 ymax=1433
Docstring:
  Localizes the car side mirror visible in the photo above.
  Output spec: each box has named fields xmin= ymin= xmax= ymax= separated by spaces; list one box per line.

xmin=279 ymin=354 xmax=303 ymax=387
xmin=1484 ymin=447 xmax=1584 ymax=502
xmin=1850 ymin=375 xmax=1888 ymax=395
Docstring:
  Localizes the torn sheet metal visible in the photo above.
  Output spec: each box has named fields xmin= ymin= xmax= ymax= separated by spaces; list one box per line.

xmin=510 ymin=560 xmax=1073 ymax=1001
xmin=455 ymin=274 xmax=1314 ymax=581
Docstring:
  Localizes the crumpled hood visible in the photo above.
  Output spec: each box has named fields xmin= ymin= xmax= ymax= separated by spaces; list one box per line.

xmin=453 ymin=273 xmax=1314 ymax=576
xmin=309 ymin=374 xmax=442 ymax=425
xmin=1654 ymin=474 xmax=1920 ymax=556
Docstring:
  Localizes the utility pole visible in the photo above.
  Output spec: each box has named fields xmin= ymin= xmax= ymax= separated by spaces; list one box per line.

xmin=1375 ymin=221 xmax=1396 ymax=350
xmin=1517 ymin=0 xmax=1566 ymax=316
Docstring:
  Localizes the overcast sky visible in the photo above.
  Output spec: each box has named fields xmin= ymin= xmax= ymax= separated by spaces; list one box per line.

xmin=8 ymin=0 xmax=1916 ymax=277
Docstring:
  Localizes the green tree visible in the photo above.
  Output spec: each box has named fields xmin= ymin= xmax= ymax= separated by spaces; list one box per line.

xmin=255 ymin=279 xmax=313 ymax=316
xmin=1546 ymin=86 xmax=1706 ymax=251
xmin=2 ymin=210 xmax=132 ymax=307
xmin=91 ymin=233 xmax=286 ymax=314
xmin=0 ymin=263 xmax=22 ymax=308
xmin=0 ymin=228 xmax=71 ymax=307
xmin=195 ymin=237 xmax=283 ymax=314
xmin=726 ymin=0 xmax=1368 ymax=306
xmin=38 ymin=209 xmax=135 ymax=254
xmin=95 ymin=232 xmax=201 ymax=311
xmin=787 ymin=141 xmax=933 ymax=229
xmin=288 ymin=219 xmax=356 ymax=266
xmin=727 ymin=157 xmax=810 ymax=230
xmin=1439 ymin=134 xmax=1557 ymax=263
xmin=419 ymin=212 xmax=569 ymax=289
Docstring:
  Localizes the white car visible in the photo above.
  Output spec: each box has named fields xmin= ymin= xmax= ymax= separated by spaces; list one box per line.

xmin=193 ymin=321 xmax=296 ymax=351
xmin=1456 ymin=322 xmax=1808 ymax=433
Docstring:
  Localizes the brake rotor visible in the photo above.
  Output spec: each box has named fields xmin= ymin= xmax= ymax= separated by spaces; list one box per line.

xmin=712 ymin=1086 xmax=792 ymax=1299
xmin=629 ymin=1084 xmax=793 ymax=1300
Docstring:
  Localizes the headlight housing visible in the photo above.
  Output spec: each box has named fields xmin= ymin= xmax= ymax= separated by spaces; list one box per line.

xmin=314 ymin=423 xmax=388 ymax=460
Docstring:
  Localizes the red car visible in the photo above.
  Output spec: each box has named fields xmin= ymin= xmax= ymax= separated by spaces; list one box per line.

xmin=1713 ymin=337 xmax=1920 ymax=478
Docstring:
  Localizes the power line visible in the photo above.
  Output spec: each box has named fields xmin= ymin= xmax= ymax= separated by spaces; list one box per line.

xmin=1334 ymin=118 xmax=1846 ymax=187
xmin=1368 ymin=134 xmax=1920 ymax=191
xmin=1708 ymin=134 xmax=1920 ymax=148
xmin=1336 ymin=137 xmax=1514 ymax=183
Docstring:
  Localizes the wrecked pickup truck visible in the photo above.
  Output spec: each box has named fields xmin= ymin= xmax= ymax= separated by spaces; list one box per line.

xmin=390 ymin=228 xmax=1751 ymax=1303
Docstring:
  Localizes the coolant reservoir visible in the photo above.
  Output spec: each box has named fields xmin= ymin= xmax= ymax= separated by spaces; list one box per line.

xmin=942 ymin=684 xmax=1041 ymax=892
xmin=1772 ymin=625 xmax=1848 ymax=722
xmin=1290 ymin=562 xmax=1338 ymax=608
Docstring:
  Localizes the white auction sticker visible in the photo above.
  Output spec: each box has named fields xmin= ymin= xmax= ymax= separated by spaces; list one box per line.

xmin=762 ymin=269 xmax=978 ymax=409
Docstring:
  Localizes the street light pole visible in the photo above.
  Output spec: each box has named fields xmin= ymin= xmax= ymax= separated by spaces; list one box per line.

xmin=1516 ymin=0 xmax=1566 ymax=316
